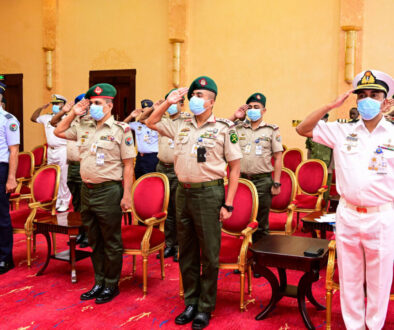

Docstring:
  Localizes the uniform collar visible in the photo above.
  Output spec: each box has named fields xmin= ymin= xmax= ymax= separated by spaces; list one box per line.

xmin=103 ymin=115 xmax=115 ymax=127
xmin=354 ymin=115 xmax=391 ymax=133
xmin=244 ymin=119 xmax=266 ymax=129
xmin=191 ymin=113 xmax=216 ymax=127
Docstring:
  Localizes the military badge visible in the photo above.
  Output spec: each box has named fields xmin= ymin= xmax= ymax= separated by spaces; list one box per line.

xmin=124 ymin=127 xmax=130 ymax=133
xmin=9 ymin=123 xmax=18 ymax=131
xmin=125 ymin=137 xmax=133 ymax=146
xmin=94 ymin=86 xmax=103 ymax=95
xmin=256 ymin=94 xmax=261 ymax=100
xmin=276 ymin=135 xmax=282 ymax=142
xmin=199 ymin=78 xmax=207 ymax=86
xmin=360 ymin=71 xmax=376 ymax=85
xmin=230 ymin=132 xmax=239 ymax=144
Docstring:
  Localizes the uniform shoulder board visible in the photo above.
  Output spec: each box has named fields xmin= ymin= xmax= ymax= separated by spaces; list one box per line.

xmin=180 ymin=112 xmax=191 ymax=119
xmin=5 ymin=113 xmax=14 ymax=120
xmin=264 ymin=123 xmax=279 ymax=130
xmin=216 ymin=118 xmax=235 ymax=127
xmin=115 ymin=121 xmax=131 ymax=132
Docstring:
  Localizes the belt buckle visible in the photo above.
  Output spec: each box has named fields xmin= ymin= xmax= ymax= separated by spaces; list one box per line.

xmin=183 ymin=183 xmax=191 ymax=189
xmin=356 ymin=206 xmax=367 ymax=213
xmin=86 ymin=183 xmax=94 ymax=189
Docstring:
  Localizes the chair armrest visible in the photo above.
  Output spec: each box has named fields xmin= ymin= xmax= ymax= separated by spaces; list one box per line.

xmin=28 ymin=202 xmax=42 ymax=209
xmin=326 ymin=240 xmax=337 ymax=287
xmin=144 ymin=212 xmax=167 ymax=226
xmin=241 ymin=221 xmax=258 ymax=236
xmin=318 ymin=186 xmax=328 ymax=194
xmin=285 ymin=203 xmax=297 ymax=235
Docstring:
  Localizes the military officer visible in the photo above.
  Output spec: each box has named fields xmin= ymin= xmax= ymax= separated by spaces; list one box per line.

xmin=349 ymin=107 xmax=360 ymax=123
xmin=124 ymin=99 xmax=159 ymax=179
xmin=146 ymin=76 xmax=242 ymax=330
xmin=0 ymin=82 xmax=20 ymax=274
xmin=296 ymin=69 xmax=394 ymax=330
xmin=31 ymin=94 xmax=71 ymax=212
xmin=153 ymin=89 xmax=185 ymax=261
xmin=54 ymin=83 xmax=136 ymax=304
xmin=230 ymin=93 xmax=283 ymax=242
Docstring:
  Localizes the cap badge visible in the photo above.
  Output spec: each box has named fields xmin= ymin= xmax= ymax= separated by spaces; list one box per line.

xmin=94 ymin=86 xmax=103 ymax=95
xmin=360 ymin=71 xmax=376 ymax=85
xmin=199 ymin=79 xmax=207 ymax=86
xmin=256 ymin=94 xmax=261 ymax=100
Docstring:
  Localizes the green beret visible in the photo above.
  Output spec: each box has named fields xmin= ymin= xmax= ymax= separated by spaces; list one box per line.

xmin=85 ymin=83 xmax=117 ymax=100
xmin=165 ymin=88 xmax=185 ymax=100
xmin=246 ymin=93 xmax=266 ymax=107
xmin=187 ymin=76 xmax=217 ymax=100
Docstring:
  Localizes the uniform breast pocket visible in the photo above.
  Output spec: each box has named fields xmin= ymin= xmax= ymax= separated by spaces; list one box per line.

xmin=97 ymin=141 xmax=116 ymax=160
xmin=174 ymin=135 xmax=189 ymax=155
xmin=202 ymin=138 xmax=217 ymax=159
xmin=339 ymin=145 xmax=360 ymax=169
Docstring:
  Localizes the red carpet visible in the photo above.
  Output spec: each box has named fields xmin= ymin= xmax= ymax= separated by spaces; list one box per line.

xmin=1 ymin=230 xmax=393 ymax=329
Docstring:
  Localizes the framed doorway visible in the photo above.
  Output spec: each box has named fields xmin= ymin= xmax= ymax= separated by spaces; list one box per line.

xmin=1 ymin=74 xmax=24 ymax=150
xmin=89 ymin=69 xmax=136 ymax=121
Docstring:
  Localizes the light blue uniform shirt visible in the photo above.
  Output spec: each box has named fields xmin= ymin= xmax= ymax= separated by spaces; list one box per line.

xmin=0 ymin=107 xmax=20 ymax=163
xmin=129 ymin=122 xmax=158 ymax=153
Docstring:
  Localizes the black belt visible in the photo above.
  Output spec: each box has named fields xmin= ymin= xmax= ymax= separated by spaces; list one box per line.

xmin=179 ymin=179 xmax=224 ymax=189
xmin=158 ymin=160 xmax=174 ymax=168
xmin=68 ymin=161 xmax=80 ymax=166
xmin=241 ymin=172 xmax=272 ymax=180
xmin=138 ymin=152 xmax=158 ymax=157
xmin=84 ymin=181 xmax=122 ymax=189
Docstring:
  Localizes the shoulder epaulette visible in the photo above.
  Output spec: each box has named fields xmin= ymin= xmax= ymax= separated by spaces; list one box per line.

xmin=263 ymin=123 xmax=279 ymax=130
xmin=216 ymin=118 xmax=235 ymax=127
xmin=180 ymin=112 xmax=192 ymax=119
xmin=5 ymin=113 xmax=14 ymax=120
xmin=115 ymin=121 xmax=131 ymax=132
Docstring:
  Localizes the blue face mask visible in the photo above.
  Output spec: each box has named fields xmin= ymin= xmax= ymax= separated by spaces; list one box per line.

xmin=90 ymin=104 xmax=105 ymax=121
xmin=357 ymin=97 xmax=382 ymax=120
xmin=247 ymin=109 xmax=262 ymax=122
xmin=167 ymin=104 xmax=178 ymax=115
xmin=189 ymin=96 xmax=207 ymax=116
xmin=52 ymin=105 xmax=60 ymax=114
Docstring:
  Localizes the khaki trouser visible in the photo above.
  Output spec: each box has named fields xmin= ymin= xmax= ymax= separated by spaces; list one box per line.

xmin=176 ymin=183 xmax=224 ymax=313
xmin=81 ymin=182 xmax=123 ymax=287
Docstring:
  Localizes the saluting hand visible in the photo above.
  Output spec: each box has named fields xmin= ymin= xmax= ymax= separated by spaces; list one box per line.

xmin=73 ymin=99 xmax=90 ymax=116
xmin=219 ymin=207 xmax=232 ymax=222
xmin=329 ymin=89 xmax=354 ymax=109
xmin=234 ymin=104 xmax=249 ymax=120
xmin=167 ymin=87 xmax=189 ymax=104
xmin=62 ymin=101 xmax=75 ymax=113
xmin=381 ymin=98 xmax=394 ymax=114
xmin=6 ymin=178 xmax=17 ymax=194
xmin=131 ymin=108 xmax=143 ymax=118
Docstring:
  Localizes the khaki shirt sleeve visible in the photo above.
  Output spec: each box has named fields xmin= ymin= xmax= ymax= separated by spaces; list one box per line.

xmin=64 ymin=124 xmax=78 ymax=141
xmin=271 ymin=128 xmax=284 ymax=153
xmin=224 ymin=127 xmax=243 ymax=162
xmin=155 ymin=117 xmax=178 ymax=140
xmin=120 ymin=129 xmax=137 ymax=160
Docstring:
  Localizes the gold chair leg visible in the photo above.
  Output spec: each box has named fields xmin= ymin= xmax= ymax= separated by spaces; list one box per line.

xmin=179 ymin=268 xmax=184 ymax=299
xmin=132 ymin=255 xmax=136 ymax=276
xmin=240 ymin=271 xmax=245 ymax=312
xmin=52 ymin=232 xmax=56 ymax=254
xmin=142 ymin=256 xmax=148 ymax=296
xmin=326 ymin=288 xmax=333 ymax=330
xmin=160 ymin=248 xmax=165 ymax=280
xmin=27 ymin=235 xmax=31 ymax=267
xmin=247 ymin=265 xmax=252 ymax=295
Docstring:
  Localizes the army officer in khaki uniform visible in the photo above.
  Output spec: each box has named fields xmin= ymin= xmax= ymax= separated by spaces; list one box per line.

xmin=230 ymin=93 xmax=283 ymax=244
xmin=54 ymin=83 xmax=136 ymax=304
xmin=146 ymin=77 xmax=242 ymax=330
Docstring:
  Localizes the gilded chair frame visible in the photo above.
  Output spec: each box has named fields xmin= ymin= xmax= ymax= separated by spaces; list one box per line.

xmin=179 ymin=178 xmax=259 ymax=311
xmin=269 ymin=167 xmax=298 ymax=236
xmin=123 ymin=172 xmax=170 ymax=295
xmin=294 ymin=159 xmax=328 ymax=213
xmin=282 ymin=147 xmax=304 ymax=171
xmin=32 ymin=144 xmax=47 ymax=171
xmin=10 ymin=151 xmax=35 ymax=209
xmin=13 ymin=164 xmax=60 ymax=267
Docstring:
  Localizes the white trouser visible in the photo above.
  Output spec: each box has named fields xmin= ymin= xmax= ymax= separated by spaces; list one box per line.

xmin=47 ymin=146 xmax=71 ymax=208
xmin=336 ymin=199 xmax=394 ymax=330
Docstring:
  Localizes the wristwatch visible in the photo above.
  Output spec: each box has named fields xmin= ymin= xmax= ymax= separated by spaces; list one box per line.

xmin=273 ymin=182 xmax=281 ymax=188
xmin=222 ymin=204 xmax=234 ymax=212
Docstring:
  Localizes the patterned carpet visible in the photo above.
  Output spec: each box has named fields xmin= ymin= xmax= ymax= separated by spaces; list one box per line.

xmin=1 ymin=230 xmax=393 ymax=329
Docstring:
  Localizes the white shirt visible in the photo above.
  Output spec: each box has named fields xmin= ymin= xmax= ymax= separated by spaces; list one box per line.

xmin=36 ymin=114 xmax=67 ymax=148
xmin=0 ymin=107 xmax=20 ymax=162
xmin=313 ymin=117 xmax=394 ymax=207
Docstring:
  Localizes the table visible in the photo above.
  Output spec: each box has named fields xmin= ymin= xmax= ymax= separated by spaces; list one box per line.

xmin=34 ymin=212 xmax=91 ymax=283
xmin=302 ymin=211 xmax=335 ymax=239
xmin=251 ymin=235 xmax=329 ymax=330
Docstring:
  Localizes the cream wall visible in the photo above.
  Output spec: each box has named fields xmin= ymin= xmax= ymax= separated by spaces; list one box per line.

xmin=187 ymin=0 xmax=341 ymax=150
xmin=0 ymin=0 xmax=46 ymax=150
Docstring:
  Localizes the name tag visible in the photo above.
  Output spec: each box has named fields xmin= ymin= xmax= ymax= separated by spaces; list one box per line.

xmin=96 ymin=152 xmax=105 ymax=166
xmin=244 ymin=144 xmax=251 ymax=154
xmin=255 ymin=145 xmax=263 ymax=155
xmin=90 ymin=143 xmax=98 ymax=155
xmin=191 ymin=144 xmax=198 ymax=156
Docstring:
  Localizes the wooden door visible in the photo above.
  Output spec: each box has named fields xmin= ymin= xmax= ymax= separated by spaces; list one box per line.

xmin=89 ymin=69 xmax=136 ymax=121
xmin=1 ymin=74 xmax=24 ymax=150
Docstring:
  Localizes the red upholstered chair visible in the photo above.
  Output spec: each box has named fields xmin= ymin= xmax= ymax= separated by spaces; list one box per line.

xmin=11 ymin=164 xmax=60 ymax=267
xmin=179 ymin=178 xmax=259 ymax=311
xmin=293 ymin=160 xmax=328 ymax=224
xmin=31 ymin=145 xmax=47 ymax=172
xmin=9 ymin=152 xmax=35 ymax=209
xmin=282 ymin=148 xmax=303 ymax=173
xmin=269 ymin=168 xmax=297 ymax=235
xmin=122 ymin=172 xmax=169 ymax=295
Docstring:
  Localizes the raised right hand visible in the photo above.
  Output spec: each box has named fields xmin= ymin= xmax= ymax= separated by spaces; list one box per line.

xmin=167 ymin=87 xmax=189 ymax=104
xmin=73 ymin=99 xmax=90 ymax=116
xmin=329 ymin=89 xmax=354 ymax=109
xmin=234 ymin=104 xmax=249 ymax=120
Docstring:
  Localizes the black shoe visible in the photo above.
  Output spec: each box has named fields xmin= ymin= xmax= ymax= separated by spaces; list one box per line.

xmin=192 ymin=312 xmax=211 ymax=330
xmin=175 ymin=305 xmax=198 ymax=325
xmin=253 ymin=272 xmax=261 ymax=278
xmin=80 ymin=284 xmax=104 ymax=300
xmin=79 ymin=237 xmax=89 ymax=248
xmin=156 ymin=246 xmax=176 ymax=259
xmin=0 ymin=260 xmax=14 ymax=275
xmin=233 ymin=269 xmax=241 ymax=274
xmin=75 ymin=234 xmax=84 ymax=245
xmin=95 ymin=286 xmax=119 ymax=304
